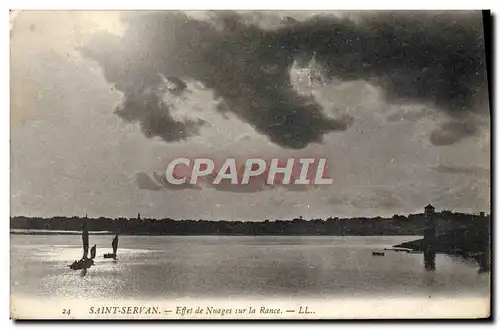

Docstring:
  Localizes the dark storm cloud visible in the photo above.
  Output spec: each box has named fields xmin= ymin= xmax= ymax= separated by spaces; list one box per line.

xmin=117 ymin=86 xmax=205 ymax=142
xmin=82 ymin=11 xmax=488 ymax=148
xmin=287 ymin=12 xmax=487 ymax=114
xmin=429 ymin=120 xmax=477 ymax=146
xmin=279 ymin=11 xmax=488 ymax=145
xmin=81 ymin=11 xmax=349 ymax=149
xmin=80 ymin=32 xmax=204 ymax=143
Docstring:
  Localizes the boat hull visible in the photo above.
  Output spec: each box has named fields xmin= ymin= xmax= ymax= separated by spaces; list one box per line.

xmin=69 ymin=258 xmax=94 ymax=270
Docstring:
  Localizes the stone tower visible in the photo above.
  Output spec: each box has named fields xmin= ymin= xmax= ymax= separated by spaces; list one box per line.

xmin=424 ymin=204 xmax=435 ymax=240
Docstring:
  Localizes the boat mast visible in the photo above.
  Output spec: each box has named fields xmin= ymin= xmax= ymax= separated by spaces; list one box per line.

xmin=82 ymin=215 xmax=89 ymax=259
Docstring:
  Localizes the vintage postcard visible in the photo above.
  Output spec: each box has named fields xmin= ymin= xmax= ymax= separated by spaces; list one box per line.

xmin=10 ymin=10 xmax=491 ymax=320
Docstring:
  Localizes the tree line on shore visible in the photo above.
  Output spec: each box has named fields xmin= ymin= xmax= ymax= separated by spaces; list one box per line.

xmin=10 ymin=210 xmax=489 ymax=236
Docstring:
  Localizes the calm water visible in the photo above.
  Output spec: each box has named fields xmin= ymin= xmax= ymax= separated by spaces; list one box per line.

xmin=10 ymin=235 xmax=490 ymax=300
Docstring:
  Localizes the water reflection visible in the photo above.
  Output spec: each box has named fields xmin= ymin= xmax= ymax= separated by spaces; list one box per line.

xmin=11 ymin=235 xmax=490 ymax=300
xmin=424 ymin=251 xmax=436 ymax=271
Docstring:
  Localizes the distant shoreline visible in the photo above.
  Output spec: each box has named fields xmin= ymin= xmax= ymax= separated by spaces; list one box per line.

xmin=9 ymin=229 xmax=420 ymax=237
xmin=10 ymin=229 xmax=114 ymax=235
xmin=10 ymin=211 xmax=489 ymax=237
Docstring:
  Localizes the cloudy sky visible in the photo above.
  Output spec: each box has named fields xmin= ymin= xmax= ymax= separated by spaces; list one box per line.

xmin=10 ymin=10 xmax=491 ymax=220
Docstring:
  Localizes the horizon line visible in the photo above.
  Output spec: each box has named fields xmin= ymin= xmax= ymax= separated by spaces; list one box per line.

xmin=9 ymin=209 xmax=490 ymax=222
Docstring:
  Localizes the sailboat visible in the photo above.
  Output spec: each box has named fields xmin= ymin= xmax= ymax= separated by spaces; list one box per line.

xmin=69 ymin=218 xmax=96 ymax=271
xmin=103 ymin=235 xmax=118 ymax=260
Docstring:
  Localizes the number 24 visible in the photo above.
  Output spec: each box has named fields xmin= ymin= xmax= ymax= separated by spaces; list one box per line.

xmin=62 ymin=309 xmax=71 ymax=315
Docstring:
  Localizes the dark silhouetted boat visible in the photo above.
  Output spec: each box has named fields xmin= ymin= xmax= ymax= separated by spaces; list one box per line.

xmin=69 ymin=218 xmax=96 ymax=272
xmin=372 ymin=251 xmax=385 ymax=256
xmin=103 ymin=234 xmax=118 ymax=260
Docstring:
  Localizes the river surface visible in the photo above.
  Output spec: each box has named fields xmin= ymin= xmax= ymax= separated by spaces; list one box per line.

xmin=10 ymin=235 xmax=490 ymax=300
